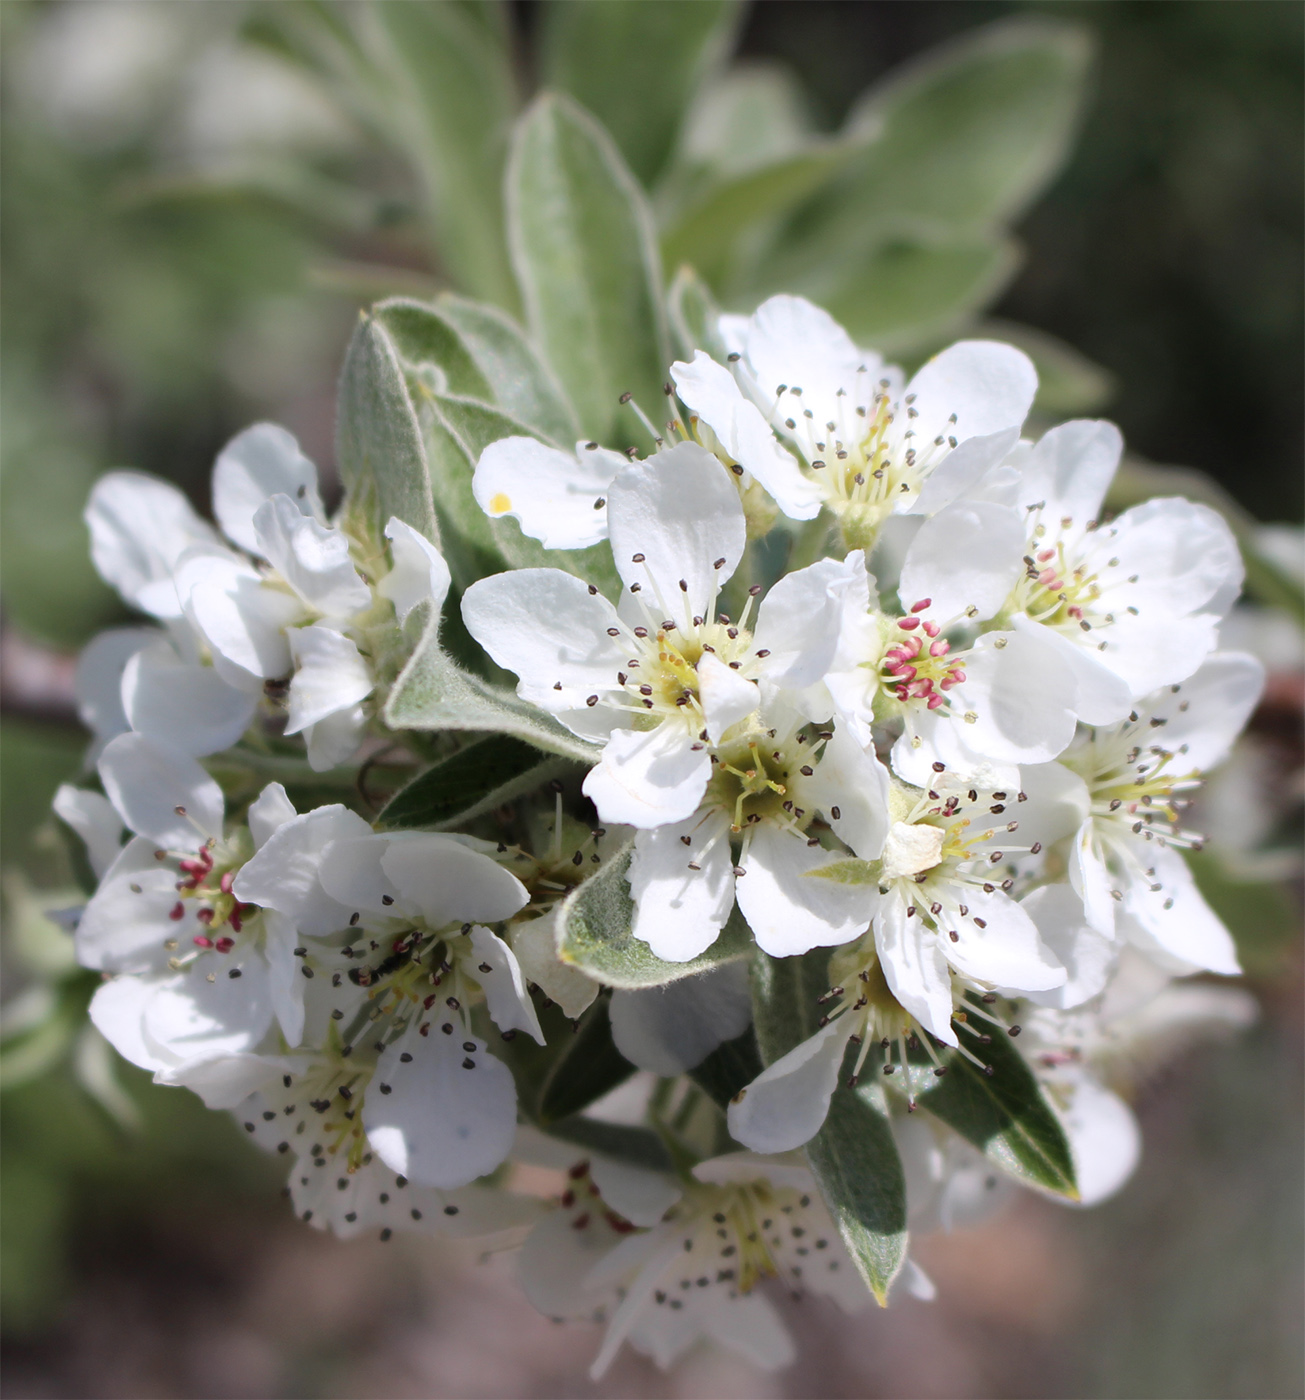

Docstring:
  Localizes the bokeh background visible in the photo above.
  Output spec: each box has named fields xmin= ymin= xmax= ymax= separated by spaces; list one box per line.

xmin=2 ymin=3 xmax=1301 ymax=1397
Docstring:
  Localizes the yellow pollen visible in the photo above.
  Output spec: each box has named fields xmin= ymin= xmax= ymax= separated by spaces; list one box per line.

xmin=489 ymin=492 xmax=512 ymax=514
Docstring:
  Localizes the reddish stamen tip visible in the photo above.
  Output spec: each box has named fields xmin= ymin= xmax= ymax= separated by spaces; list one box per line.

xmin=909 ymin=598 xmax=932 ymax=612
xmin=168 ymin=902 xmax=185 ymax=921
xmin=193 ymin=935 xmax=213 ymax=948
xmin=214 ymin=936 xmax=235 ymax=953
xmin=897 ymin=616 xmax=921 ymax=631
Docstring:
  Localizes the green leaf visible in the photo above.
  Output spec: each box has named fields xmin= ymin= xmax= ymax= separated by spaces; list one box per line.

xmin=376 ymin=735 xmax=574 ymax=831
xmin=383 ymin=619 xmax=602 ymax=763
xmin=805 ymin=857 xmax=882 ymax=887
xmin=688 ymin=1027 xmax=763 ymax=1111
xmin=335 ymin=312 xmax=439 ymax=544
xmin=843 ymin=18 xmax=1092 ymax=235
xmin=751 ymin=948 xmax=907 ymax=1303
xmin=435 ymin=295 xmax=580 ymax=445
xmin=541 ymin=0 xmax=741 ymax=188
xmin=661 ymin=143 xmax=855 ymax=288
xmin=372 ymin=297 xmax=496 ymax=400
xmin=506 ymin=93 xmax=669 ymax=446
xmin=667 ymin=265 xmax=727 ymax=361
xmin=557 ymin=844 xmax=754 ymax=989
xmin=674 ymin=61 xmax=812 ymax=178
xmin=537 ymin=996 xmax=637 ymax=1124
xmin=914 ymin=996 xmax=1077 ymax=1197
xmin=824 ymin=234 xmax=1020 ymax=354
xmin=368 ymin=1 xmax=519 ymax=308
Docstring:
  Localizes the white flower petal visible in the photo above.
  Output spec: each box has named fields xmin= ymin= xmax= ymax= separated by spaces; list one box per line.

xmin=671 ymin=352 xmax=820 ymax=519
xmin=466 ymin=925 xmax=544 ymax=1043
xmin=609 ymin=962 xmax=751 ymax=1075
xmin=800 ymin=724 xmax=891 ymax=860
xmin=315 ymin=833 xmax=398 ymax=914
xmin=379 ymin=518 xmax=452 ymax=624
xmin=1021 ymin=884 xmax=1116 ymax=1009
xmin=142 ymin=964 xmax=273 ymax=1066
xmin=588 ymin=1157 xmax=681 ymax=1227
xmin=629 ymin=813 xmax=735 ymax=962
xmin=696 ymin=651 xmax=759 ymax=742
xmin=738 ymin=824 xmax=869 ymax=956
xmin=253 ymin=495 xmax=371 ymax=619
xmin=382 ymin=834 xmax=529 ymax=926
xmin=165 ymin=1050 xmax=292 ymax=1109
xmin=212 ymin=422 xmax=321 ymax=556
xmin=1009 ymin=616 xmax=1133 ymax=725
xmin=284 ymin=625 xmax=374 ymax=734
xmin=363 ymin=1021 xmax=517 ymax=1189
xmin=1120 ymin=843 xmax=1240 ymax=975
xmin=898 ymin=501 xmax=1025 ymax=623
xmin=904 ymin=340 xmax=1037 ymax=446
xmin=582 ymin=723 xmax=711 ymax=829
xmin=75 ymin=836 xmax=179 ymax=971
xmin=461 ymin=568 xmax=627 ymax=715
xmin=121 ymin=638 xmax=258 ymax=756
xmin=233 ymin=805 xmax=372 ymax=937
xmin=755 ymin=553 xmax=865 ymax=688
xmin=263 ymin=908 xmax=305 ymax=1046
xmin=247 ymin=783 xmax=297 ymax=850
xmin=89 ymin=976 xmax=173 ymax=1074
xmin=1136 ymin=651 xmax=1265 ymax=771
xmin=910 ymin=428 xmax=1022 ymax=516
xmin=1071 ymin=820 xmax=1117 ymax=938
xmin=303 ymin=704 xmax=368 ymax=772
xmin=727 ymin=1018 xmax=850 ymax=1153
xmin=473 ymin=436 xmax=622 ymax=549
xmin=86 ymin=471 xmax=219 ymax=616
xmin=607 ymin=443 xmax=745 ymax=614
xmin=75 ymin=627 xmax=158 ymax=750
xmin=874 ymin=896 xmax=958 ymax=1045
xmin=509 ymin=914 xmax=600 ymax=1020
xmin=1014 ymin=419 xmax=1122 ymax=525
xmin=53 ymin=785 xmax=123 ymax=879
xmin=97 ymin=732 xmax=224 ymax=847
xmin=945 ymin=888 xmax=1066 ymax=993
xmin=953 ymin=628 xmax=1080 ymax=762
xmin=177 ymin=548 xmax=299 ymax=685
xmin=1056 ymin=1070 xmax=1141 ymax=1206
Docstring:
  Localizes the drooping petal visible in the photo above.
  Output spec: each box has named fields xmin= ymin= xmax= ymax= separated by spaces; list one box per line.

xmin=363 ymin=1020 xmax=517 ymax=1189
xmin=1055 ymin=1070 xmax=1140 ymax=1207
xmin=754 ymin=553 xmax=865 ymax=688
xmin=1120 ymin=842 xmax=1240 ymax=975
xmin=74 ymin=627 xmax=157 ymax=751
xmin=97 ymin=732 xmax=224 ymax=847
xmin=607 ymin=443 xmax=745 ymax=616
xmin=726 ymin=1018 xmax=850 ymax=1153
xmin=315 ymin=832 xmax=399 ymax=915
xmin=1020 ymin=884 xmax=1116 ymax=1009
xmin=588 ymin=1157 xmax=681 ymax=1227
xmin=461 ymin=568 xmax=627 ymax=715
xmin=85 ymin=471 xmax=219 ymax=617
xmin=382 ymin=834 xmax=529 ymax=926
xmin=262 ymin=908 xmax=305 ymax=1047
xmin=1071 ymin=821 xmax=1117 ymax=937
xmin=608 ymin=962 xmax=751 ymax=1074
xmin=53 ymin=785 xmax=123 ymax=879
xmin=303 ymin=705 xmax=368 ymax=773
xmin=509 ymin=914 xmax=600 ymax=1020
xmin=671 ymin=352 xmax=821 ymax=519
xmin=1013 ymin=419 xmax=1122 ymax=526
xmin=233 ymin=805 xmax=372 ymax=937
xmin=466 ymin=925 xmax=544 ymax=1043
xmin=212 ymin=422 xmax=322 ymax=556
xmin=873 ymin=896 xmax=958 ymax=1045
xmin=284 ymin=625 xmax=374 ymax=734
xmin=629 ymin=813 xmax=735 ymax=962
xmin=904 ymin=341 xmax=1037 ymax=447
xmin=898 ymin=501 xmax=1025 ymax=624
xmin=253 ymin=495 xmax=371 ymax=619
xmin=121 ymin=639 xmax=258 ymax=756
xmin=910 ymin=428 xmax=1022 ymax=516
xmin=473 ymin=436 xmax=622 ymax=549
xmin=247 ymin=783 xmax=297 ymax=850
xmin=378 ymin=518 xmax=452 ymax=624
xmin=89 ymin=976 xmax=173 ymax=1074
xmin=582 ymin=723 xmax=711 ymax=829
xmin=177 ymin=549 xmax=300 ymax=685
xmin=697 ymin=652 xmax=759 ymax=742
xmin=738 ymin=824 xmax=869 ymax=957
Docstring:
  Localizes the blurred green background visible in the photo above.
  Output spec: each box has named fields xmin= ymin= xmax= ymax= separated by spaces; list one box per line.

xmin=1 ymin=3 xmax=1300 ymax=1397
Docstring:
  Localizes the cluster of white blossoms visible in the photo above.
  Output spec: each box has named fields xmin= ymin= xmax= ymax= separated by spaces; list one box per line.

xmin=55 ymin=293 xmax=1262 ymax=1377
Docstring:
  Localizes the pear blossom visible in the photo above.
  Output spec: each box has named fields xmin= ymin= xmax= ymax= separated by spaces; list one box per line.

xmin=235 ymin=824 xmax=538 ymax=1188
xmin=462 ymin=443 xmax=851 ymax=830
xmin=88 ymin=422 xmax=452 ymax=770
xmin=1054 ymin=652 xmax=1265 ymax=974
xmin=671 ymin=294 xmax=1037 ymax=549
xmin=473 ymin=436 xmax=629 ymax=549
xmin=67 ymin=732 xmax=309 ymax=1091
